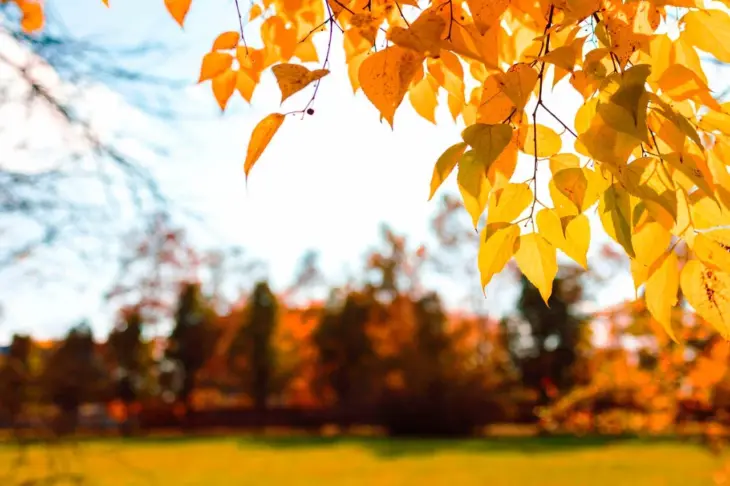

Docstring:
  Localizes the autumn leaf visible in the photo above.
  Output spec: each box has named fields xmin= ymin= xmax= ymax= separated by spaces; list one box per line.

xmin=18 ymin=0 xmax=43 ymax=32
xmin=457 ymin=151 xmax=492 ymax=227
xmin=165 ymin=0 xmax=193 ymax=27
xmin=244 ymin=113 xmax=286 ymax=178
xmin=681 ymin=259 xmax=730 ymax=337
xmin=272 ymin=63 xmax=329 ymax=103
xmin=520 ymin=124 xmax=562 ymax=158
xmin=212 ymin=69 xmax=237 ymax=111
xmin=536 ymin=209 xmax=590 ymax=268
xmin=478 ymin=223 xmax=520 ymax=292
xmin=359 ymin=46 xmax=424 ymax=126
xmin=645 ymin=251 xmax=680 ymax=342
xmin=682 ymin=9 xmax=730 ymax=64
xmin=466 ymin=0 xmax=510 ymax=35
xmin=212 ymin=31 xmax=240 ymax=51
xmin=429 ymin=142 xmax=467 ymax=200
xmin=199 ymin=52 xmax=233 ymax=82
xmin=515 ymin=233 xmax=558 ymax=305
xmin=389 ymin=11 xmax=446 ymax=58
xmin=599 ymin=183 xmax=635 ymax=258
xmin=693 ymin=229 xmax=730 ymax=274
xmin=461 ymin=123 xmax=514 ymax=167
xmin=487 ymin=183 xmax=532 ymax=225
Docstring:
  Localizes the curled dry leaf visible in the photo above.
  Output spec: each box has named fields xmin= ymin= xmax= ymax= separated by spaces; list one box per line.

xmin=244 ymin=113 xmax=286 ymax=178
xmin=271 ymin=64 xmax=330 ymax=104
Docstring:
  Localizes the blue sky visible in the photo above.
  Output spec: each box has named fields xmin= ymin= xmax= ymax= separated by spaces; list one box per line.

xmin=0 ymin=0 xmax=646 ymax=340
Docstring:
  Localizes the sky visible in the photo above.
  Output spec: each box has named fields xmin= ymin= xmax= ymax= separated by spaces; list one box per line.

xmin=3 ymin=0 xmax=699 ymax=340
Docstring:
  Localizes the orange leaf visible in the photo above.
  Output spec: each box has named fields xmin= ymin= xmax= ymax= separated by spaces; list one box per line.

xmin=359 ymin=46 xmax=424 ymax=127
xmin=199 ymin=52 xmax=233 ymax=82
xmin=165 ymin=0 xmax=192 ymax=27
xmin=212 ymin=31 xmax=240 ymax=51
xmin=244 ymin=113 xmax=286 ymax=178
xmin=249 ymin=4 xmax=262 ymax=21
xmin=18 ymin=0 xmax=44 ymax=32
xmin=212 ymin=69 xmax=237 ymax=111
xmin=271 ymin=64 xmax=329 ymax=103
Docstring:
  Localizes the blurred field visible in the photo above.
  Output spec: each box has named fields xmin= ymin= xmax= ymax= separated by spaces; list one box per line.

xmin=0 ymin=436 xmax=722 ymax=485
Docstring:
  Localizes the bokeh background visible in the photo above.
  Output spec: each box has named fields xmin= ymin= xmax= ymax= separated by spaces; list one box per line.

xmin=2 ymin=1 xmax=730 ymax=485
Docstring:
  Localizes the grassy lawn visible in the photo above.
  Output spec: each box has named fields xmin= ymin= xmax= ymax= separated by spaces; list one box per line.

xmin=0 ymin=435 xmax=723 ymax=485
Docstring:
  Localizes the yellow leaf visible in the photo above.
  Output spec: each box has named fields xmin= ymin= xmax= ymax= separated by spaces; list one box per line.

xmin=552 ymin=168 xmax=597 ymax=213
xmin=549 ymin=153 xmax=580 ymax=174
xmin=165 ymin=0 xmax=192 ymax=27
xmin=515 ymin=233 xmax=558 ymax=304
xmin=212 ymin=31 xmax=240 ymax=51
xmin=536 ymin=209 xmax=590 ymax=268
xmin=657 ymin=65 xmax=720 ymax=111
xmin=466 ymin=0 xmax=511 ymax=35
xmin=429 ymin=142 xmax=467 ymax=200
xmin=682 ymin=9 xmax=730 ymax=64
xmin=478 ymin=223 xmax=520 ymax=291
xmin=520 ymin=124 xmax=562 ymax=158
xmin=199 ymin=52 xmax=233 ymax=82
xmin=457 ymin=151 xmax=492 ymax=227
xmin=461 ymin=123 xmax=514 ymax=167
xmin=631 ymin=221 xmax=671 ymax=289
xmin=409 ymin=74 xmax=439 ymax=124
xmin=212 ymin=69 xmax=237 ymax=111
xmin=271 ymin=63 xmax=329 ymax=103
xmin=487 ymin=182 xmax=532 ymax=224
xmin=359 ymin=46 xmax=424 ymax=127
xmin=389 ymin=11 xmax=446 ymax=58
xmin=244 ymin=113 xmax=286 ymax=178
xmin=681 ymin=259 xmax=730 ymax=337
xmin=693 ymin=229 xmax=730 ymax=274
xmin=645 ymin=251 xmax=679 ymax=342
xmin=663 ymin=151 xmax=715 ymax=200
xmin=599 ymin=183 xmax=635 ymax=258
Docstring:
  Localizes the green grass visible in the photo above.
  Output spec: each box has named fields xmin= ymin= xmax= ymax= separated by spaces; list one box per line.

xmin=0 ymin=435 xmax=723 ymax=485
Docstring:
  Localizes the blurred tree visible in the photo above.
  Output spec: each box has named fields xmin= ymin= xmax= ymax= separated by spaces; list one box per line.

xmin=0 ymin=334 xmax=32 ymax=427
xmin=229 ymin=281 xmax=279 ymax=411
xmin=313 ymin=289 xmax=381 ymax=411
xmin=505 ymin=266 xmax=588 ymax=406
xmin=39 ymin=323 xmax=109 ymax=434
xmin=165 ymin=282 xmax=219 ymax=409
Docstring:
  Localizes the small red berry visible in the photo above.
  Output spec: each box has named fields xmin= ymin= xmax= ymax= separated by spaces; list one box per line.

xmin=306 ymin=108 xmax=315 ymax=115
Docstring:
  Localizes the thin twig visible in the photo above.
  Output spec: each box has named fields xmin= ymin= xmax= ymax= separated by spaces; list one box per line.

xmin=233 ymin=0 xmax=250 ymax=54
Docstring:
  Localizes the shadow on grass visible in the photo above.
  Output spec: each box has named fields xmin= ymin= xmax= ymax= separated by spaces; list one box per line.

xmin=235 ymin=434 xmax=668 ymax=458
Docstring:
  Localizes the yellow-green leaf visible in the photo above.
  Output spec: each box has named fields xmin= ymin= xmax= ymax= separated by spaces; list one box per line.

xmin=599 ymin=183 xmax=635 ymax=257
xmin=457 ymin=151 xmax=492 ymax=227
